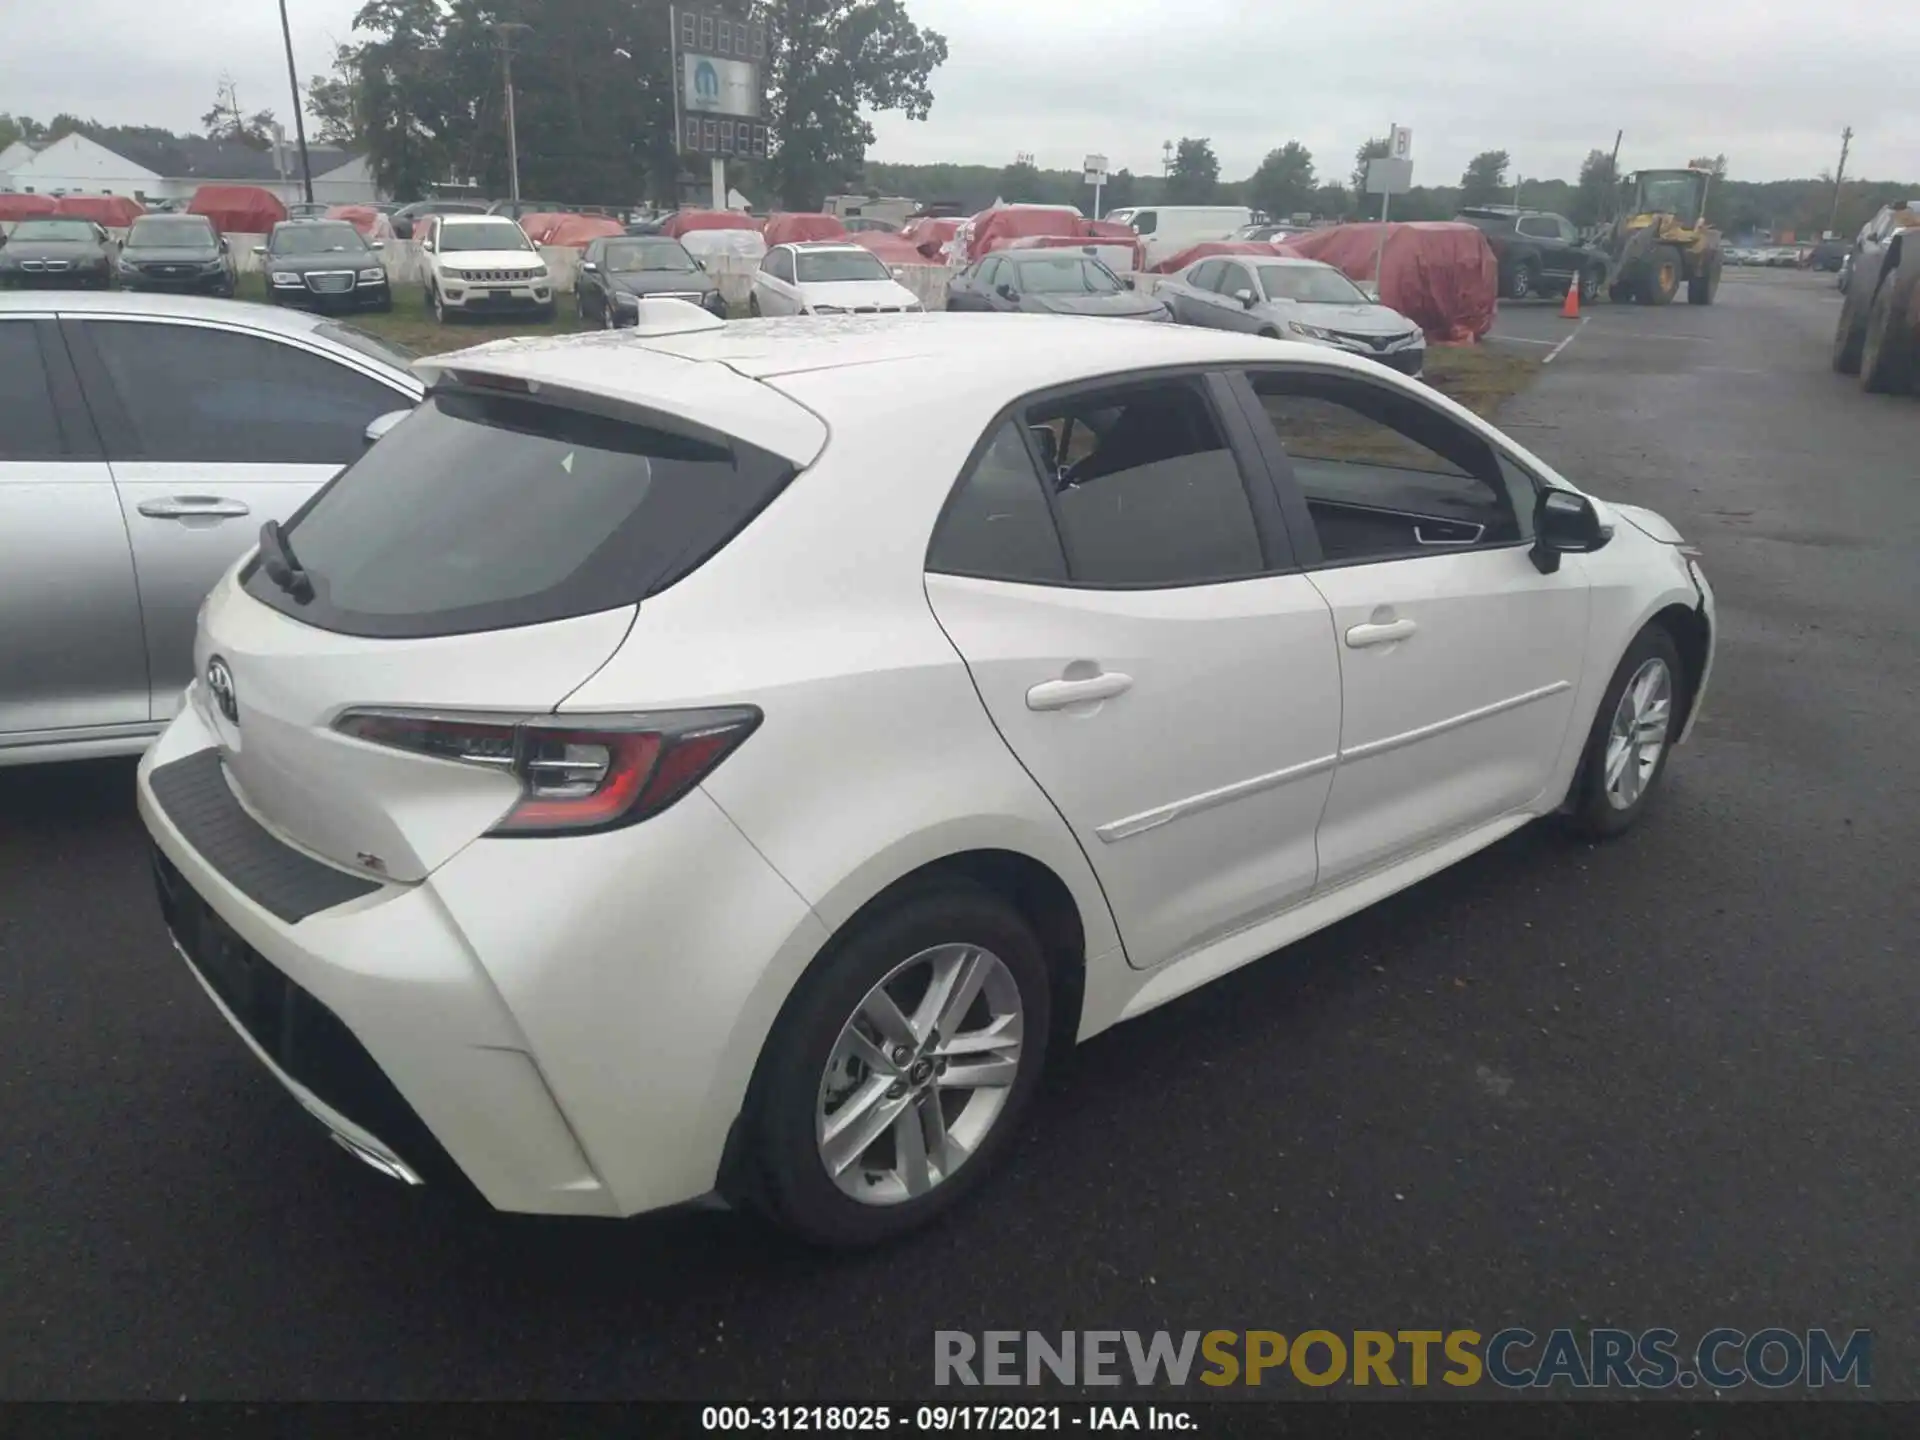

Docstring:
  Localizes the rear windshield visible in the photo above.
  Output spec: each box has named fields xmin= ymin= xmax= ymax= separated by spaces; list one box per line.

xmin=242 ymin=389 xmax=797 ymax=638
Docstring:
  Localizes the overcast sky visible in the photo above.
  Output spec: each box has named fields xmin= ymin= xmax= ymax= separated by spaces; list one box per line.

xmin=4 ymin=0 xmax=1917 ymax=184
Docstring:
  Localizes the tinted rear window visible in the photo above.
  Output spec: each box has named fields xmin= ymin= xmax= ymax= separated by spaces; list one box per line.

xmin=243 ymin=389 xmax=796 ymax=638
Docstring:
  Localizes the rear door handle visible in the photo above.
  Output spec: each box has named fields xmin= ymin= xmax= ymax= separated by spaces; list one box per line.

xmin=1026 ymin=671 xmax=1134 ymax=711
xmin=1345 ymin=618 xmax=1418 ymax=648
xmin=138 ymin=496 xmax=251 ymax=520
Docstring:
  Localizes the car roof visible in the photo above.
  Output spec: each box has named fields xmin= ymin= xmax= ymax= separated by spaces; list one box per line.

xmin=436 ymin=212 xmax=521 ymax=226
xmin=421 ymin=313 xmax=1414 ymax=465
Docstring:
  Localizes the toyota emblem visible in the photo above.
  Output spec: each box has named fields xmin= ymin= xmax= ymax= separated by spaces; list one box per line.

xmin=206 ymin=656 xmax=239 ymax=724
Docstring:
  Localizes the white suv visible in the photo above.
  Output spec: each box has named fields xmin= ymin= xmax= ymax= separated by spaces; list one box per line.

xmin=421 ymin=214 xmax=554 ymax=323
xmin=139 ymin=310 xmax=1714 ymax=1247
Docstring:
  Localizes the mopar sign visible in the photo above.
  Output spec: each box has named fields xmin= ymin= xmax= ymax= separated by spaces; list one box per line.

xmin=682 ymin=53 xmax=759 ymax=116
xmin=693 ymin=59 xmax=720 ymax=103
xmin=671 ymin=6 xmax=768 ymax=156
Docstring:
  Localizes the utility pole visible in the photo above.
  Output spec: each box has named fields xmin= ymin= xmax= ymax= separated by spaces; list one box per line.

xmin=1828 ymin=126 xmax=1853 ymax=236
xmin=495 ymin=22 xmax=532 ymax=208
xmin=275 ymin=0 xmax=314 ymax=203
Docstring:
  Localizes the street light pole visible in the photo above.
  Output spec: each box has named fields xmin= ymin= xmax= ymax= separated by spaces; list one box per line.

xmin=494 ymin=22 xmax=532 ymax=207
xmin=275 ymin=0 xmax=314 ymax=203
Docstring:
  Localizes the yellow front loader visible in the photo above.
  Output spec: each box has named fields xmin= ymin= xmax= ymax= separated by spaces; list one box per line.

xmin=1604 ymin=167 xmax=1724 ymax=306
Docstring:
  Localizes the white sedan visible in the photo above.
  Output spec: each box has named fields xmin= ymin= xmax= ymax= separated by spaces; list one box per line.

xmin=139 ymin=308 xmax=1714 ymax=1247
xmin=749 ymin=241 xmax=923 ymax=316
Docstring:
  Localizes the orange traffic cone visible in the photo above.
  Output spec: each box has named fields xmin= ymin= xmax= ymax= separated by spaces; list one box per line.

xmin=1561 ymin=274 xmax=1582 ymax=319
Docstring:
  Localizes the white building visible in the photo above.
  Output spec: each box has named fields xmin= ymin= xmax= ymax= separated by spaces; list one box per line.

xmin=0 ymin=131 xmax=381 ymax=206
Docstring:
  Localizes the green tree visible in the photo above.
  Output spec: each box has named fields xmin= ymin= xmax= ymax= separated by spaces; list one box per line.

xmin=1247 ymin=140 xmax=1314 ymax=220
xmin=0 ymin=113 xmax=48 ymax=150
xmin=1350 ymin=135 xmax=1389 ymax=217
xmin=307 ymin=45 xmax=362 ymax=148
xmin=201 ymin=74 xmax=277 ymax=148
xmin=997 ymin=156 xmax=1042 ymax=203
xmin=1570 ymin=147 xmax=1617 ymax=227
xmin=1458 ymin=149 xmax=1511 ymax=206
xmin=764 ymin=0 xmax=949 ymax=210
xmin=1101 ymin=166 xmax=1138 ymax=215
xmin=1165 ymin=136 xmax=1218 ymax=204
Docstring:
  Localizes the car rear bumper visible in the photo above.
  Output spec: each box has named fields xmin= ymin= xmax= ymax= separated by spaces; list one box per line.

xmin=136 ymin=697 xmax=825 ymax=1218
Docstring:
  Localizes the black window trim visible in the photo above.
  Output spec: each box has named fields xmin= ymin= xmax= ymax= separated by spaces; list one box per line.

xmin=924 ymin=363 xmax=1298 ymax=592
xmin=59 ymin=314 xmax=419 ymax=462
xmin=1222 ymin=363 xmax=1547 ymax=574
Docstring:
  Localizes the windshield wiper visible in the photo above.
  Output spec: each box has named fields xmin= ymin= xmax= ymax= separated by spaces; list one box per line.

xmin=257 ymin=520 xmax=315 ymax=603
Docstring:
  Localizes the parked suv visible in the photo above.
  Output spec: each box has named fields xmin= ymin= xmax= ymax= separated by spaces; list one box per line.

xmin=1457 ymin=206 xmax=1608 ymax=302
xmin=1833 ymin=200 xmax=1920 ymax=395
xmin=420 ymin=214 xmax=554 ymax=323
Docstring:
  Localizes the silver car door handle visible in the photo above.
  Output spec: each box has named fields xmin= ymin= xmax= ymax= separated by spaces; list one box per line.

xmin=1026 ymin=671 xmax=1134 ymax=711
xmin=1345 ymin=618 xmax=1418 ymax=648
xmin=137 ymin=496 xmax=251 ymax=520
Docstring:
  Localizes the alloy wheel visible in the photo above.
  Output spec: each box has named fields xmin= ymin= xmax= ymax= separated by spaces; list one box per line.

xmin=815 ymin=942 xmax=1024 ymax=1206
xmin=1603 ymin=657 xmax=1673 ymax=810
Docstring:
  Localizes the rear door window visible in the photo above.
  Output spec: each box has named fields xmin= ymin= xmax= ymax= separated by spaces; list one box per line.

xmin=75 ymin=320 xmax=408 ymax=465
xmin=0 ymin=321 xmax=66 ymax=461
xmin=242 ymin=388 xmax=797 ymax=638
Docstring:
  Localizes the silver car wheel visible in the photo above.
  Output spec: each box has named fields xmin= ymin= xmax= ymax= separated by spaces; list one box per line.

xmin=815 ymin=942 xmax=1024 ymax=1207
xmin=1603 ymin=657 xmax=1673 ymax=810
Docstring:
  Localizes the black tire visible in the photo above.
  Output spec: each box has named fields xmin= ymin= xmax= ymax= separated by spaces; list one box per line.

xmin=1686 ymin=255 xmax=1721 ymax=306
xmin=747 ymin=292 xmax=761 ymax=317
xmin=1832 ymin=282 xmax=1870 ymax=375
xmin=1257 ymin=325 xmax=1280 ymax=339
xmin=1506 ymin=258 xmax=1536 ymax=300
xmin=1860 ymin=262 xmax=1915 ymax=395
xmin=741 ymin=880 xmax=1053 ymax=1248
xmin=1637 ymin=247 xmax=1682 ymax=306
xmin=1608 ymin=277 xmax=1634 ymax=303
xmin=430 ymin=283 xmax=451 ymax=325
xmin=1563 ymin=625 xmax=1687 ymax=839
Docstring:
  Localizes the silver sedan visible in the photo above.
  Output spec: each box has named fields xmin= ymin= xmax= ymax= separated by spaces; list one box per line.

xmin=0 ymin=291 xmax=421 ymax=766
xmin=1157 ymin=255 xmax=1427 ymax=378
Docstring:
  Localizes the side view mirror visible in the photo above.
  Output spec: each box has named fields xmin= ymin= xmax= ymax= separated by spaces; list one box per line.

xmin=1028 ymin=425 xmax=1059 ymax=471
xmin=1234 ymin=288 xmax=1256 ymax=307
xmin=369 ymin=240 xmax=385 ymax=251
xmin=363 ymin=409 xmax=411 ymax=448
xmin=997 ymin=282 xmax=1018 ymax=301
xmin=1530 ymin=489 xmax=1612 ymax=573
xmin=1122 ymin=275 xmax=1135 ymax=289
xmin=580 ymin=260 xmax=598 ymax=272
xmin=218 ymin=236 xmax=229 ymax=251
xmin=252 ymin=245 xmax=267 ymax=257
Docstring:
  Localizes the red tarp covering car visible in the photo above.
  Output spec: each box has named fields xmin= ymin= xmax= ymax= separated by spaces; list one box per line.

xmin=1278 ymin=222 xmax=1499 ymax=344
xmin=325 ymin=204 xmax=394 ymax=240
xmin=1000 ymin=233 xmax=1144 ymax=273
xmin=964 ymin=205 xmax=1084 ymax=261
xmin=515 ymin=212 xmax=572 ymax=244
xmin=55 ymin=194 xmax=146 ymax=227
xmin=541 ymin=213 xmax=625 ymax=249
xmin=662 ymin=208 xmax=764 ymax=239
xmin=0 ymin=194 xmax=60 ymax=221
xmin=762 ymin=212 xmax=849 ymax=247
xmin=850 ymin=232 xmax=928 ymax=268
xmin=901 ymin=215 xmax=962 ymax=259
xmin=1149 ymin=240 xmax=1290 ymax=274
xmin=188 ymin=185 xmax=287 ymax=235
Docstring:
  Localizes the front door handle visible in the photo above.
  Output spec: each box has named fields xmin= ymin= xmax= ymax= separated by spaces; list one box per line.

xmin=138 ymin=496 xmax=251 ymax=520
xmin=1026 ymin=671 xmax=1134 ymax=711
xmin=1345 ymin=618 xmax=1418 ymax=648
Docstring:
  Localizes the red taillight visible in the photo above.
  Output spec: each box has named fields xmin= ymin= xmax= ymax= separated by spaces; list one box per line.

xmin=334 ymin=706 xmax=761 ymax=836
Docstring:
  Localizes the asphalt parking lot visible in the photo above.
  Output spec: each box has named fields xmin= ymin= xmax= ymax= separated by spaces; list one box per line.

xmin=4 ymin=268 xmax=1917 ymax=1402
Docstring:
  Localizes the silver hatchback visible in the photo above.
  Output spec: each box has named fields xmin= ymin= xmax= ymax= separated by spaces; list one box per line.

xmin=0 ymin=292 xmax=421 ymax=766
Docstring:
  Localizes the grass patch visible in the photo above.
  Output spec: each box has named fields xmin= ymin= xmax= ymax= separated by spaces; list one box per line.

xmin=1423 ymin=344 xmax=1544 ymax=419
xmin=233 ymin=273 xmax=588 ymax=355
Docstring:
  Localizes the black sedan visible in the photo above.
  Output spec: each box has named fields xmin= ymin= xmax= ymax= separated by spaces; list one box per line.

xmin=944 ymin=251 xmax=1169 ymax=320
xmin=576 ymin=234 xmax=725 ymax=327
xmin=254 ymin=220 xmax=392 ymax=313
xmin=0 ymin=217 xmax=115 ymax=289
xmin=115 ymin=214 xmax=235 ymax=296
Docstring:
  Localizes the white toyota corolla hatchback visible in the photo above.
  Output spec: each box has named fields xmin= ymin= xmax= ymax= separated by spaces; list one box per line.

xmin=139 ymin=304 xmax=1714 ymax=1246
